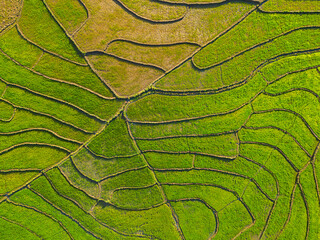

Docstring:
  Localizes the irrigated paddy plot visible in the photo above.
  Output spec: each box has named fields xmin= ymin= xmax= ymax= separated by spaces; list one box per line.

xmin=0 ymin=0 xmax=320 ymax=239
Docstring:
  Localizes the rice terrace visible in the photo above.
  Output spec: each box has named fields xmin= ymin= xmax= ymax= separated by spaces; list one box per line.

xmin=1 ymin=0 xmax=320 ymax=239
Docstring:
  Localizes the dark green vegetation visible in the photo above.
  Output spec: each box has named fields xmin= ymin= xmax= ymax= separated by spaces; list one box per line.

xmin=1 ymin=0 xmax=320 ymax=239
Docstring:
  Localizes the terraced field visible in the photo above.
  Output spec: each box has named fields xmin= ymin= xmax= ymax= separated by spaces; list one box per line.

xmin=1 ymin=0 xmax=320 ymax=239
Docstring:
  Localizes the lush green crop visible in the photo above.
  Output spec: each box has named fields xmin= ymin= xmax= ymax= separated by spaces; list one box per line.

xmin=1 ymin=0 xmax=319 ymax=239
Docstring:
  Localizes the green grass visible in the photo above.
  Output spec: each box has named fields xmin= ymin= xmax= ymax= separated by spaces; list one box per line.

xmin=272 ymin=186 xmax=307 ymax=240
xmin=45 ymin=0 xmax=87 ymax=33
xmin=239 ymin=128 xmax=309 ymax=170
xmin=46 ymin=168 xmax=97 ymax=211
xmin=0 ymin=215 xmax=38 ymax=240
xmin=260 ymin=0 xmax=320 ymax=12
xmin=18 ymin=0 xmax=85 ymax=63
xmin=59 ymin=159 xmax=99 ymax=198
xmin=93 ymin=203 xmax=181 ymax=239
xmin=10 ymin=188 xmax=97 ymax=240
xmin=156 ymin=169 xmax=249 ymax=195
xmin=130 ymin=104 xmax=251 ymax=138
xmin=0 ymin=129 xmax=79 ymax=152
xmin=88 ymin=116 xmax=137 ymax=157
xmin=110 ymin=185 xmax=164 ymax=209
xmin=240 ymin=144 xmax=297 ymax=239
xmin=196 ymin=155 xmax=278 ymax=200
xmin=171 ymin=200 xmax=216 ymax=240
xmin=155 ymin=60 xmax=225 ymax=90
xmin=158 ymin=27 xmax=320 ymax=91
xmin=4 ymin=86 xmax=102 ymax=132
xmin=0 ymin=51 xmax=120 ymax=120
xmin=107 ymin=41 xmax=198 ymax=71
xmin=0 ymin=109 xmax=90 ymax=143
xmin=144 ymin=152 xmax=193 ymax=169
xmin=260 ymin=51 xmax=320 ymax=82
xmin=0 ymin=100 xmax=14 ymax=120
xmin=0 ymin=172 xmax=38 ymax=195
xmin=34 ymin=52 xmax=113 ymax=97
xmin=137 ymin=133 xmax=238 ymax=158
xmin=299 ymin=165 xmax=320 ymax=240
xmin=163 ymin=184 xmax=237 ymax=211
xmin=0 ymin=26 xmax=42 ymax=68
xmin=0 ymin=146 xmax=67 ymax=170
xmin=88 ymin=54 xmax=163 ymax=97
xmin=266 ymin=68 xmax=320 ymax=96
xmin=213 ymin=200 xmax=253 ymax=240
xmin=193 ymin=11 xmax=320 ymax=68
xmin=73 ymin=149 xmax=145 ymax=181
xmin=240 ymin=182 xmax=274 ymax=239
xmin=100 ymin=168 xmax=155 ymax=200
xmin=30 ymin=176 xmax=131 ymax=239
xmin=128 ymin=72 xmax=266 ymax=121
xmin=246 ymin=110 xmax=317 ymax=156
xmin=252 ymin=90 xmax=320 ymax=137
xmin=0 ymin=201 xmax=70 ymax=239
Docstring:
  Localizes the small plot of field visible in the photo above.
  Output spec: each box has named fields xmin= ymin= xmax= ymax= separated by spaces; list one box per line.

xmin=260 ymin=0 xmax=320 ymax=12
xmin=119 ymin=0 xmax=187 ymax=22
xmin=107 ymin=41 xmax=199 ymax=71
xmin=0 ymin=0 xmax=21 ymax=32
xmin=45 ymin=0 xmax=88 ymax=33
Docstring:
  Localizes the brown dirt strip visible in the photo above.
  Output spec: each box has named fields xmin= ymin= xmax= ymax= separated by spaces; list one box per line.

xmin=105 ymin=39 xmax=201 ymax=52
xmin=85 ymin=50 xmax=166 ymax=72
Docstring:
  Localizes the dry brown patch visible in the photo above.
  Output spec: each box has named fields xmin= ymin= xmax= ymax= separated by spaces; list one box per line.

xmin=0 ymin=0 xmax=21 ymax=33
